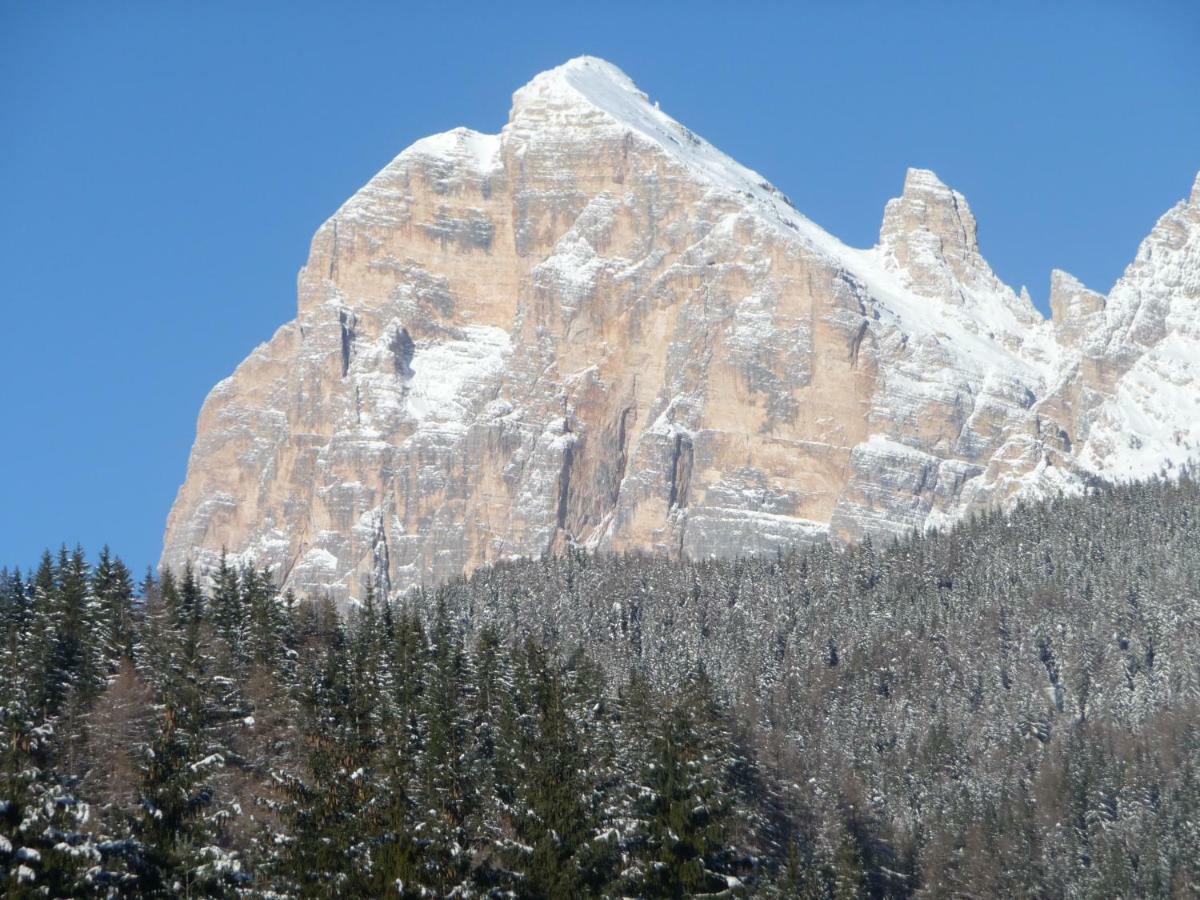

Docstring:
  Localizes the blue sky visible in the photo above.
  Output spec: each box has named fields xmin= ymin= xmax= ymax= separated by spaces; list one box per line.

xmin=2 ymin=0 xmax=1198 ymax=575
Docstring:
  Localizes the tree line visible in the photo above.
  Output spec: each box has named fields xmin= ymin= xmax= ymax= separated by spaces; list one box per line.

xmin=2 ymin=473 xmax=1199 ymax=896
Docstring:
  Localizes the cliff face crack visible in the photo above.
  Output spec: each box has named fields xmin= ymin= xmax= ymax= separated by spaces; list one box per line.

xmin=849 ymin=320 xmax=869 ymax=367
xmin=913 ymin=460 xmax=933 ymax=496
xmin=556 ymin=431 xmax=575 ymax=533
xmin=667 ymin=433 xmax=693 ymax=510
xmin=371 ymin=510 xmax=391 ymax=600
xmin=947 ymin=190 xmax=973 ymax=260
xmin=611 ymin=407 xmax=634 ymax=505
xmin=338 ymin=309 xmax=356 ymax=378
xmin=390 ymin=326 xmax=415 ymax=377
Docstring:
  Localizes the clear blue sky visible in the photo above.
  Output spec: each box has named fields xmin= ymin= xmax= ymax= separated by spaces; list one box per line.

xmin=2 ymin=0 xmax=1198 ymax=576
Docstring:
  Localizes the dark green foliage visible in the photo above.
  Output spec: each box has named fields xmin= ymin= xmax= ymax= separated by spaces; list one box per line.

xmin=2 ymin=476 xmax=1200 ymax=895
xmin=93 ymin=545 xmax=136 ymax=665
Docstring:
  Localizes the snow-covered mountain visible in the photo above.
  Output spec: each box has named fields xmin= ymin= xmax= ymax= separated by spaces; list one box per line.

xmin=162 ymin=57 xmax=1200 ymax=601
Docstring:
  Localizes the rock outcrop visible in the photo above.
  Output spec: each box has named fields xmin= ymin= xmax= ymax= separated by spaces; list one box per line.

xmin=162 ymin=58 xmax=1200 ymax=601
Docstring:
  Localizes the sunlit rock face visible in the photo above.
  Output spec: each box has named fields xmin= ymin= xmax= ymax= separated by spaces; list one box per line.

xmin=162 ymin=57 xmax=1200 ymax=602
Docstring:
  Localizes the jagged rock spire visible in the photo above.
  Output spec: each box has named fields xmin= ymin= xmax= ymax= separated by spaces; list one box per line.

xmin=878 ymin=169 xmax=981 ymax=294
xmin=877 ymin=168 xmax=1034 ymax=319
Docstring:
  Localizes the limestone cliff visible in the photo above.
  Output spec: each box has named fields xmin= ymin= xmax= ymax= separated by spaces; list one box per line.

xmin=162 ymin=58 xmax=1200 ymax=601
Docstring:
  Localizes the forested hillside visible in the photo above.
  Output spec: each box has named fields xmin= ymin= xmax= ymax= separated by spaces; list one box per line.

xmin=3 ymin=476 xmax=1199 ymax=896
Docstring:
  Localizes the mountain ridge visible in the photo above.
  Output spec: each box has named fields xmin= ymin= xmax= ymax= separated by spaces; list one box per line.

xmin=163 ymin=57 xmax=1200 ymax=601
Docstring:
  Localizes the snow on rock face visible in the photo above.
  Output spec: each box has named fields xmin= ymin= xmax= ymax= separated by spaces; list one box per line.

xmin=1077 ymin=331 xmax=1200 ymax=479
xmin=1071 ymin=186 xmax=1200 ymax=479
xmin=162 ymin=57 xmax=1200 ymax=603
xmin=402 ymin=325 xmax=511 ymax=426
xmin=400 ymin=127 xmax=502 ymax=176
xmin=1049 ymin=269 xmax=1106 ymax=349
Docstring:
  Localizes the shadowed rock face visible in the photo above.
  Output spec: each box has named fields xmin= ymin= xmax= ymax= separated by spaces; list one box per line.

xmin=162 ymin=58 xmax=1200 ymax=602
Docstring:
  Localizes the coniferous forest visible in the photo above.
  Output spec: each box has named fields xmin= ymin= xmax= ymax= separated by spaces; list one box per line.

xmin=2 ymin=476 xmax=1199 ymax=897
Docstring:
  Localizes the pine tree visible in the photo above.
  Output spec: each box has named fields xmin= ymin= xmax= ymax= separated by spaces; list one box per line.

xmin=405 ymin=599 xmax=476 ymax=896
xmin=0 ymin=569 xmax=28 ymax=714
xmin=284 ymin=612 xmax=385 ymax=896
xmin=830 ymin=819 xmax=868 ymax=900
xmin=135 ymin=566 xmax=245 ymax=895
xmin=390 ymin=605 xmax=428 ymax=757
xmin=56 ymin=547 xmax=109 ymax=795
xmin=210 ymin=551 xmax=245 ymax=672
xmin=0 ymin=694 xmax=99 ymax=897
xmin=520 ymin=640 xmax=608 ymax=897
xmin=468 ymin=622 xmax=509 ymax=885
xmin=26 ymin=552 xmax=61 ymax=717
xmin=92 ymin=545 xmax=136 ymax=667
xmin=243 ymin=565 xmax=288 ymax=673
xmin=623 ymin=667 xmax=747 ymax=898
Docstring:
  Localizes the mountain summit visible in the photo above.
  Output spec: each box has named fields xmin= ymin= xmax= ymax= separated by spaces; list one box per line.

xmin=163 ymin=58 xmax=1200 ymax=601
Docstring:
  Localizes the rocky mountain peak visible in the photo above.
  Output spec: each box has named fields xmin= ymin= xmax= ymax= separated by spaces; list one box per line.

xmin=878 ymin=168 xmax=980 ymax=277
xmin=876 ymin=168 xmax=1029 ymax=316
xmin=162 ymin=59 xmax=1200 ymax=603
xmin=509 ymin=56 xmax=645 ymax=122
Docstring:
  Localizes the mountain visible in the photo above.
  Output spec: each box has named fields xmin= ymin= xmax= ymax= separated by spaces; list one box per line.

xmin=162 ymin=57 xmax=1200 ymax=601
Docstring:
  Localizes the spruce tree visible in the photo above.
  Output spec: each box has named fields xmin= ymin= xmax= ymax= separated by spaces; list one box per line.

xmin=406 ymin=599 xmax=476 ymax=896
xmin=92 ymin=545 xmax=136 ymax=667
xmin=284 ymin=613 xmax=383 ymax=896
xmin=210 ymin=551 xmax=245 ymax=672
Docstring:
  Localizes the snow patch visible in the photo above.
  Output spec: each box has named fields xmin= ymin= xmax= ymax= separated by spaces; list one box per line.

xmin=298 ymin=547 xmax=339 ymax=571
xmin=405 ymin=325 xmax=512 ymax=426
xmin=400 ymin=126 xmax=502 ymax=174
xmin=1078 ymin=331 xmax=1200 ymax=479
